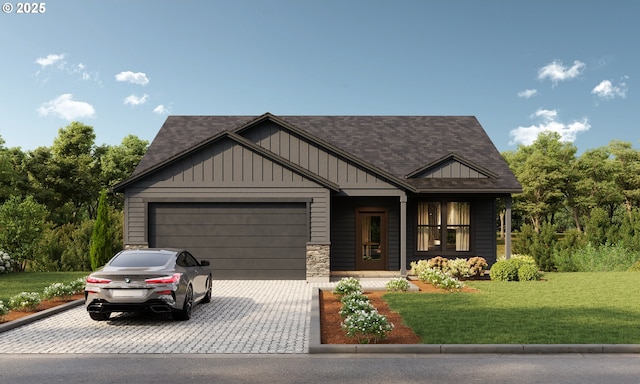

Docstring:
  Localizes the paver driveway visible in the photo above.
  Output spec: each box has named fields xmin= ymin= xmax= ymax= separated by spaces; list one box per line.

xmin=0 ymin=278 xmax=394 ymax=354
xmin=0 ymin=280 xmax=312 ymax=354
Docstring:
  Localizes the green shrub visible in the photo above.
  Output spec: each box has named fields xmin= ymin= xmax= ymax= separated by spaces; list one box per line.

xmin=340 ymin=291 xmax=370 ymax=304
xmin=341 ymin=309 xmax=394 ymax=344
xmin=67 ymin=277 xmax=87 ymax=294
xmin=491 ymin=256 xmax=539 ymax=281
xmin=557 ymin=242 xmax=640 ymax=272
xmin=385 ymin=277 xmax=410 ymax=292
xmin=517 ymin=264 xmax=541 ymax=281
xmin=332 ymin=277 xmax=362 ymax=297
xmin=8 ymin=292 xmax=41 ymax=311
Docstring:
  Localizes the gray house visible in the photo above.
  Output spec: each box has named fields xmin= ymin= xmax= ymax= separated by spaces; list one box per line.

xmin=113 ymin=113 xmax=521 ymax=281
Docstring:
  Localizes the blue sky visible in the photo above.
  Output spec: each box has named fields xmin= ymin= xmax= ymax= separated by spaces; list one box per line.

xmin=1 ymin=0 xmax=637 ymax=153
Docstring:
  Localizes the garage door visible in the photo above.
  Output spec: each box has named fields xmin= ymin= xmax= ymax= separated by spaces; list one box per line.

xmin=148 ymin=202 xmax=308 ymax=279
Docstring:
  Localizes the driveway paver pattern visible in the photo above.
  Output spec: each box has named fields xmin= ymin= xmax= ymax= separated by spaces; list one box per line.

xmin=0 ymin=279 xmax=391 ymax=354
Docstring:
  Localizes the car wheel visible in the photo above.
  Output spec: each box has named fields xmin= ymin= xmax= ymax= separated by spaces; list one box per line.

xmin=201 ymin=276 xmax=212 ymax=304
xmin=173 ymin=285 xmax=193 ymax=321
xmin=89 ymin=312 xmax=111 ymax=321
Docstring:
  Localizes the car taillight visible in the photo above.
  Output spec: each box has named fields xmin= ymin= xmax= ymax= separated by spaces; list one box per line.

xmin=145 ymin=273 xmax=182 ymax=285
xmin=86 ymin=276 xmax=112 ymax=284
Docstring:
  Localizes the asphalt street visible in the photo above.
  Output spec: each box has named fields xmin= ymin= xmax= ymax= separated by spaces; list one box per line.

xmin=2 ymin=354 xmax=640 ymax=384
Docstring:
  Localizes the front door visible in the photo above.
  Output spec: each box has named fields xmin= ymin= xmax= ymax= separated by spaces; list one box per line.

xmin=355 ymin=208 xmax=388 ymax=270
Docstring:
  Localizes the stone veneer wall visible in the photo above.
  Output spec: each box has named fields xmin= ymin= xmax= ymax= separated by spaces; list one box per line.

xmin=124 ymin=244 xmax=149 ymax=250
xmin=306 ymin=243 xmax=330 ymax=281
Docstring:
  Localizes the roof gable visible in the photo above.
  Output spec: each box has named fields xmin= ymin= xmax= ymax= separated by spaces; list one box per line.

xmin=406 ymin=153 xmax=498 ymax=179
xmin=116 ymin=113 xmax=522 ymax=194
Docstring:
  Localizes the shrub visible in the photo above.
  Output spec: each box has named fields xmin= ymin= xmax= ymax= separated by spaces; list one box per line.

xmin=332 ymin=277 xmax=362 ymax=297
xmin=517 ymin=264 xmax=541 ymax=281
xmin=629 ymin=260 xmax=640 ymax=272
xmin=410 ymin=259 xmax=431 ymax=276
xmin=42 ymin=282 xmax=76 ymax=300
xmin=340 ymin=291 xmax=370 ymax=304
xmin=448 ymin=258 xmax=471 ymax=278
xmin=467 ymin=257 xmax=488 ymax=277
xmin=490 ymin=256 xmax=539 ymax=281
xmin=417 ymin=267 xmax=464 ymax=291
xmin=341 ymin=309 xmax=394 ymax=344
xmin=427 ymin=256 xmax=450 ymax=272
xmin=0 ymin=251 xmax=15 ymax=274
xmin=385 ymin=277 xmax=410 ymax=292
xmin=67 ymin=277 xmax=87 ymax=294
xmin=8 ymin=292 xmax=41 ymax=311
xmin=0 ymin=300 xmax=8 ymax=318
xmin=339 ymin=298 xmax=376 ymax=319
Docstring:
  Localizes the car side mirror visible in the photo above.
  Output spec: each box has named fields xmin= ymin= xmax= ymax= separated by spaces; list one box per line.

xmin=200 ymin=260 xmax=210 ymax=267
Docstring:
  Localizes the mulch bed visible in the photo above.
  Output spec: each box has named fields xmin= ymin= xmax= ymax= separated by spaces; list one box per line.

xmin=320 ymin=280 xmax=478 ymax=344
xmin=0 ymin=294 xmax=84 ymax=324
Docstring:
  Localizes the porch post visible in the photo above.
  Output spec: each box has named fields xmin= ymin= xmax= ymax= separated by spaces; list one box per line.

xmin=505 ymin=195 xmax=512 ymax=260
xmin=400 ymin=194 xmax=407 ymax=276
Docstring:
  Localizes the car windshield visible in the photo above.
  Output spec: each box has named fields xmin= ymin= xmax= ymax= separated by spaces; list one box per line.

xmin=109 ymin=251 xmax=174 ymax=267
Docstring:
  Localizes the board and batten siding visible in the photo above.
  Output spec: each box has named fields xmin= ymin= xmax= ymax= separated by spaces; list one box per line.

xmin=242 ymin=121 xmax=400 ymax=191
xmin=121 ymin=136 xmax=333 ymax=247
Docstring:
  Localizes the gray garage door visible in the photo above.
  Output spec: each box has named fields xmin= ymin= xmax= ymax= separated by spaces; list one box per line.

xmin=148 ymin=202 xmax=308 ymax=279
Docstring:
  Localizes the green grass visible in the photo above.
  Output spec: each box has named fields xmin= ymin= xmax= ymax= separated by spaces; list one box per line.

xmin=0 ymin=272 xmax=89 ymax=302
xmin=384 ymin=272 xmax=640 ymax=344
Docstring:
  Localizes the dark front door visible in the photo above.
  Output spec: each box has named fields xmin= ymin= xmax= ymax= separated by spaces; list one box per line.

xmin=355 ymin=208 xmax=388 ymax=270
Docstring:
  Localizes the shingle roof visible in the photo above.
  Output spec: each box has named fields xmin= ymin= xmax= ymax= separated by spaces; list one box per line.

xmin=123 ymin=113 xmax=521 ymax=193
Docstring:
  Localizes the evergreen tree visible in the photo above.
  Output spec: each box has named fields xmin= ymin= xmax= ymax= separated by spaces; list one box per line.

xmin=90 ymin=190 xmax=113 ymax=270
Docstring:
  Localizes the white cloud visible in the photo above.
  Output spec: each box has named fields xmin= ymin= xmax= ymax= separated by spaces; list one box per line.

xmin=517 ymin=89 xmax=538 ymax=98
xmin=35 ymin=53 xmax=65 ymax=68
xmin=509 ymin=109 xmax=590 ymax=146
xmin=591 ymin=79 xmax=627 ymax=100
xmin=115 ymin=71 xmax=149 ymax=85
xmin=537 ymin=60 xmax=586 ymax=85
xmin=37 ymin=94 xmax=96 ymax=120
xmin=153 ymin=104 xmax=171 ymax=115
xmin=124 ymin=93 xmax=149 ymax=106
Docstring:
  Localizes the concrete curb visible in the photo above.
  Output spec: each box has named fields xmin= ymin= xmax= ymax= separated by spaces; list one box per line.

xmin=0 ymin=299 xmax=84 ymax=334
xmin=308 ymin=287 xmax=640 ymax=354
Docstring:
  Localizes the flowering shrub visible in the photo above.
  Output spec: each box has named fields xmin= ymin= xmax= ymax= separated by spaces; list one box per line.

xmin=427 ymin=256 xmax=450 ymax=272
xmin=332 ymin=277 xmax=362 ymax=297
xmin=0 ymin=300 xmax=8 ymax=319
xmin=468 ymin=257 xmax=488 ymax=277
xmin=0 ymin=251 xmax=15 ymax=274
xmin=385 ymin=277 xmax=410 ymax=292
xmin=67 ymin=277 xmax=87 ymax=294
xmin=43 ymin=282 xmax=76 ymax=300
xmin=339 ymin=298 xmax=376 ymax=319
xmin=410 ymin=259 xmax=430 ymax=276
xmin=448 ymin=258 xmax=471 ymax=278
xmin=8 ymin=292 xmax=41 ymax=311
xmin=341 ymin=309 xmax=394 ymax=344
xmin=340 ymin=291 xmax=370 ymax=304
xmin=417 ymin=267 xmax=464 ymax=291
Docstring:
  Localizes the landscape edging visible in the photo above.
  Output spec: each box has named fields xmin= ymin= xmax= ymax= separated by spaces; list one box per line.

xmin=0 ymin=299 xmax=84 ymax=334
xmin=308 ymin=287 xmax=640 ymax=354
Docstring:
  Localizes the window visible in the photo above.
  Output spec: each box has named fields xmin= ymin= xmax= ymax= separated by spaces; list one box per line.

xmin=417 ymin=201 xmax=470 ymax=252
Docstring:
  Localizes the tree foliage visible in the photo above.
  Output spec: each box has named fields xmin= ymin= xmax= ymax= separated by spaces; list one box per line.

xmin=90 ymin=190 xmax=114 ymax=270
xmin=0 ymin=195 xmax=49 ymax=271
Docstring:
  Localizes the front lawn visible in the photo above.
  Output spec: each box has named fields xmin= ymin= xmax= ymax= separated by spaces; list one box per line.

xmin=384 ymin=272 xmax=640 ymax=344
xmin=0 ymin=272 xmax=89 ymax=302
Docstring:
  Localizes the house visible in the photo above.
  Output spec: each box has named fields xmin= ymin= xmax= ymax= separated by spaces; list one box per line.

xmin=113 ymin=113 xmax=522 ymax=281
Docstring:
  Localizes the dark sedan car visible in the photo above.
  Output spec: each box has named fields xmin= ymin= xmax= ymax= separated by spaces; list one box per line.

xmin=85 ymin=248 xmax=212 ymax=321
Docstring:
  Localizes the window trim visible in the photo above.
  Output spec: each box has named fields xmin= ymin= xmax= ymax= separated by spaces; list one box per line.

xmin=416 ymin=199 xmax=472 ymax=254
